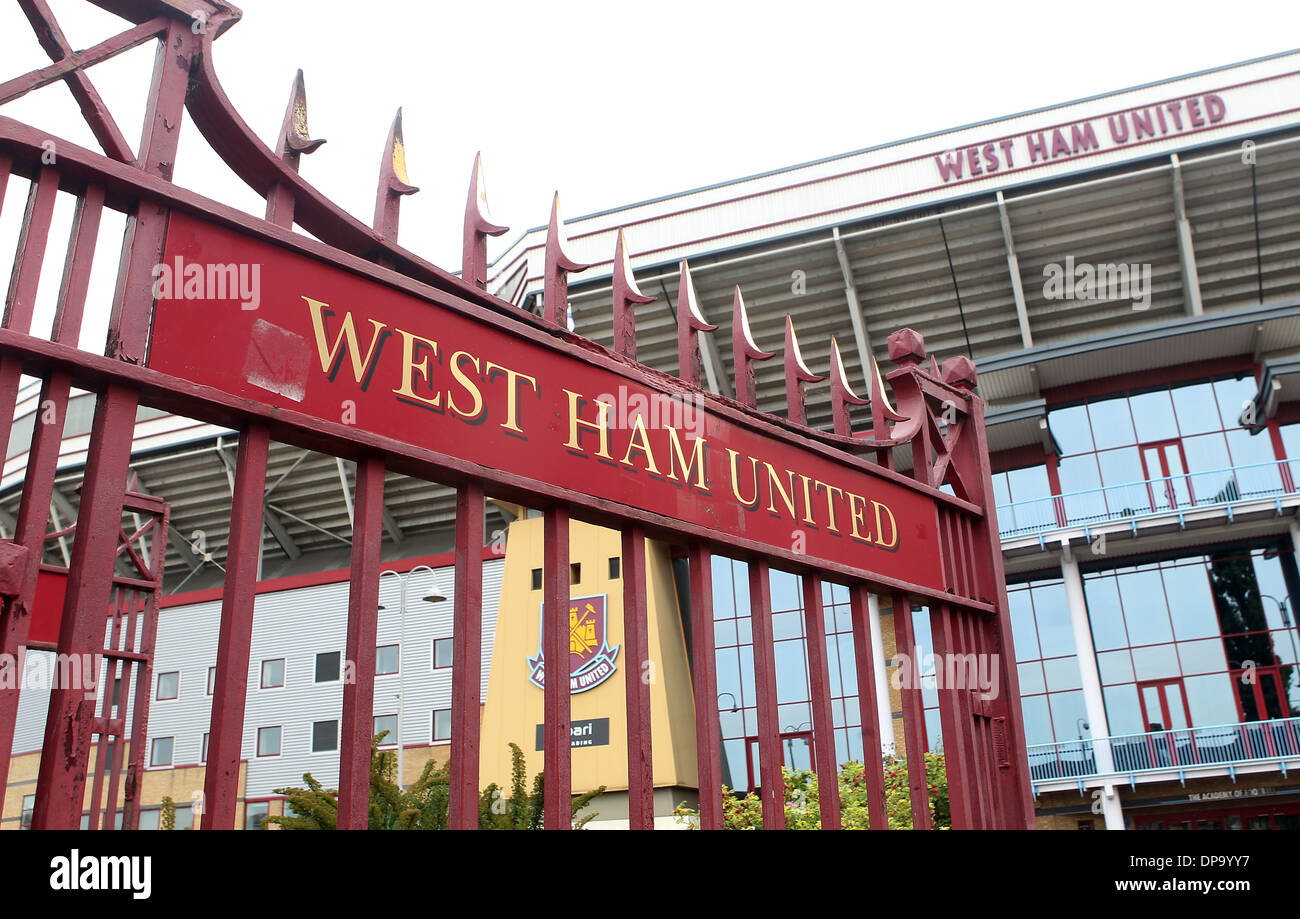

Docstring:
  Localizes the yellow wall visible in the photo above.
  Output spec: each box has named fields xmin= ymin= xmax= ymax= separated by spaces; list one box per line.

xmin=479 ymin=517 xmax=698 ymax=796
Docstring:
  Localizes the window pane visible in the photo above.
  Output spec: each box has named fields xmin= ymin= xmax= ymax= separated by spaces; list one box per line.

xmin=1008 ymin=587 xmax=1040 ymax=661
xmin=1102 ymin=683 xmax=1143 ymax=735
xmin=374 ymin=714 xmax=398 ymax=745
xmin=244 ymin=801 xmax=269 ymax=831
xmin=315 ymin=652 xmax=341 ymax=683
xmin=1176 ymin=639 xmax=1228 ymax=675
xmin=376 ymin=644 xmax=399 ymax=675
xmin=1006 ymin=464 xmax=1051 ymax=501
xmin=1096 ymin=649 xmax=1133 ymax=684
xmin=1097 ymin=447 xmax=1143 ymax=488
xmin=1043 ymin=656 xmax=1082 ymax=692
xmin=433 ymin=639 xmax=453 ymax=669
xmin=1172 ymin=382 xmax=1223 ymax=435
xmin=1084 ymin=575 xmax=1127 ymax=651
xmin=257 ymin=726 xmax=281 ymax=757
xmin=156 ymin=671 xmax=179 ymax=700
xmin=432 ymin=709 xmax=451 ymax=742
xmin=207 ymin=667 xmax=216 ymax=695
xmin=1047 ymin=691 xmax=1088 ymax=745
xmin=173 ymin=806 xmax=194 ymax=831
xmin=261 ymin=659 xmax=284 ymax=689
xmin=1057 ymin=455 xmax=1104 ymax=521
xmin=1088 ymin=398 xmax=1136 ymax=450
xmin=1163 ymin=563 xmax=1218 ymax=640
xmin=1212 ymin=377 xmax=1256 ymax=431
xmin=150 ymin=736 xmax=173 ymax=767
xmin=1130 ymin=389 xmax=1179 ymax=442
xmin=1017 ymin=662 xmax=1045 ymax=695
xmin=139 ymin=809 xmax=160 ymax=831
xmin=1184 ymin=673 xmax=1239 ymax=726
xmin=1118 ymin=569 xmax=1172 ymax=645
xmin=1031 ymin=582 xmax=1075 ymax=658
xmin=311 ymin=720 xmax=338 ymax=753
xmin=1020 ymin=695 xmax=1053 ymax=746
xmin=1048 ymin=404 xmax=1093 ymax=455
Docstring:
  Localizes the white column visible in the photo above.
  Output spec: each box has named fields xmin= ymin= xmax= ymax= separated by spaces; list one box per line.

xmin=868 ymin=594 xmax=896 ymax=757
xmin=1060 ymin=541 xmax=1124 ymax=830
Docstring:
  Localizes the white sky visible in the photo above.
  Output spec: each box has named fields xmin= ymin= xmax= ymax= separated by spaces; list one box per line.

xmin=2 ymin=0 xmax=1300 ymax=276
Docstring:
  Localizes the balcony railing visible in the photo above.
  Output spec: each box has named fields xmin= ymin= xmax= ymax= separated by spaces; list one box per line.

xmin=997 ymin=459 xmax=1298 ymax=539
xmin=1027 ymin=716 xmax=1300 ymax=784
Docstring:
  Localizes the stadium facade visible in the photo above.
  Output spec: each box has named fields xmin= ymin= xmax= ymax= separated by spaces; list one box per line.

xmin=4 ymin=47 xmax=1300 ymax=830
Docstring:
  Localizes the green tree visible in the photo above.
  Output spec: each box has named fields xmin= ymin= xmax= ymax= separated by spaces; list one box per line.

xmin=264 ymin=733 xmax=604 ymax=830
xmin=673 ymin=752 xmax=950 ymax=829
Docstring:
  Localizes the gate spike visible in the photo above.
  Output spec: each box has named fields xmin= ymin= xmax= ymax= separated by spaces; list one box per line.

xmin=871 ymin=354 xmax=907 ymax=441
xmin=676 ymin=260 xmax=718 ymax=389
xmin=277 ymin=69 xmax=326 ymax=162
xmin=373 ymin=107 xmax=418 ymax=241
xmin=462 ymin=152 xmax=508 ymax=291
xmin=830 ymin=336 xmax=868 ymax=436
xmin=929 ymin=354 xmax=941 ymax=378
xmin=543 ymin=193 xmax=590 ymax=327
xmin=784 ymin=316 xmax=823 ymax=426
xmin=732 ymin=286 xmax=773 ymax=408
xmin=612 ymin=229 xmax=653 ymax=360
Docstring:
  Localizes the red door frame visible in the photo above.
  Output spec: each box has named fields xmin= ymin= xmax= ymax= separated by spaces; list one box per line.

xmin=1137 ymin=678 xmax=1195 ymax=766
xmin=1138 ymin=439 xmax=1194 ymax=511
xmin=744 ymin=730 xmax=815 ymax=793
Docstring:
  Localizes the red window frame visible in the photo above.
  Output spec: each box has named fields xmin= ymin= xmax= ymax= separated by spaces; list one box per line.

xmin=155 ymin=670 xmax=179 ymax=701
xmin=743 ymin=730 xmax=815 ymax=793
xmin=149 ymin=736 xmax=174 ymax=767
xmin=432 ymin=638 xmax=453 ymax=670
xmin=260 ymin=658 xmax=285 ymax=689
xmin=1138 ymin=439 xmax=1194 ymax=511
xmin=256 ymin=725 xmax=282 ymax=758
xmin=376 ymin=643 xmax=400 ymax=676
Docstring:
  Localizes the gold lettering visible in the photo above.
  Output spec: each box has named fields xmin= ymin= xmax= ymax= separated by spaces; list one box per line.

xmin=873 ymin=501 xmax=899 ymax=549
xmin=814 ymin=480 xmax=844 ymax=532
xmin=391 ymin=327 xmax=441 ymax=409
xmin=620 ymin=414 xmax=661 ymax=474
xmin=448 ymin=350 xmax=484 ymax=420
xmin=798 ymin=474 xmax=816 ymax=525
xmin=665 ymin=427 xmax=709 ymax=491
xmin=764 ymin=463 xmax=797 ymax=519
xmin=563 ymin=389 xmax=613 ymax=459
xmin=304 ymin=297 xmax=387 ymax=384
xmin=486 ymin=362 xmax=538 ymax=434
xmin=847 ymin=492 xmax=873 ymax=544
xmin=727 ymin=449 xmax=760 ymax=507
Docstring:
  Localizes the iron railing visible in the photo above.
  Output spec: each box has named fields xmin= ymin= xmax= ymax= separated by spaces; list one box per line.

xmin=1027 ymin=715 xmax=1300 ymax=783
xmin=997 ymin=459 xmax=1298 ymax=538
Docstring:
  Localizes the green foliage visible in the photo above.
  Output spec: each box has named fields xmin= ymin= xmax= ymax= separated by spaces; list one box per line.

xmin=673 ymin=752 xmax=950 ymax=830
xmin=263 ymin=733 xmax=604 ymax=830
xmin=160 ymin=796 xmax=175 ymax=831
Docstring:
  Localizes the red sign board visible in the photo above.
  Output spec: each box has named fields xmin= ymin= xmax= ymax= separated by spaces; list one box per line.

xmin=147 ymin=212 xmax=943 ymax=590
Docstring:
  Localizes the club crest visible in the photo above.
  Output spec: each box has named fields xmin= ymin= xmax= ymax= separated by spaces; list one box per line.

xmin=527 ymin=594 xmax=619 ymax=693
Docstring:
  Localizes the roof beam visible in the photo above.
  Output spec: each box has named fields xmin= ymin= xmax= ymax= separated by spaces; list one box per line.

xmin=216 ymin=439 xmax=298 ymax=561
xmin=831 ymin=226 xmax=877 ymax=382
xmin=995 ymin=191 xmax=1035 ymax=348
xmin=132 ymin=468 xmax=203 ymax=571
xmin=1170 ymin=154 xmax=1204 ymax=317
xmin=382 ymin=506 xmax=404 ymax=544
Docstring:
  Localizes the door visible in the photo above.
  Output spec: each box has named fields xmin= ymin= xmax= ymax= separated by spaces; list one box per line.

xmin=1137 ymin=678 xmax=1193 ymax=767
xmin=1140 ymin=440 xmax=1193 ymax=512
xmin=745 ymin=730 xmax=814 ymax=792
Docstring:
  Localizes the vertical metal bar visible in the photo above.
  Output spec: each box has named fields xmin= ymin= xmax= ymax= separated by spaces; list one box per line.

xmin=103 ymin=588 xmax=140 ymax=829
xmin=449 ymin=482 xmax=484 ymax=830
xmin=0 ymin=187 xmax=104 ymax=797
xmin=125 ymin=568 xmax=161 ymax=831
xmin=201 ymin=425 xmax=270 ymax=829
xmin=748 ymin=560 xmax=784 ymax=829
xmin=929 ymin=603 xmax=975 ymax=829
xmin=32 ymin=19 xmax=194 ymax=830
xmin=688 ymin=544 xmax=721 ymax=829
xmin=0 ymin=167 xmax=60 ymax=451
xmin=542 ymin=505 xmax=571 ymax=829
xmin=848 ymin=585 xmax=889 ymax=829
xmin=891 ymin=592 xmax=932 ymax=829
xmin=621 ymin=525 xmax=653 ymax=830
xmin=86 ymin=587 xmax=123 ymax=830
xmin=338 ymin=456 xmax=384 ymax=829
xmin=802 ymin=574 xmax=841 ymax=829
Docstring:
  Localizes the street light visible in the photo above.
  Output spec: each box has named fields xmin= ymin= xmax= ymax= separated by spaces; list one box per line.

xmin=378 ymin=565 xmax=450 ymax=787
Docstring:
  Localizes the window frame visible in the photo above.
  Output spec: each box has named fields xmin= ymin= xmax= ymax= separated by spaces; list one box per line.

xmin=256 ymin=725 xmax=283 ymax=758
xmin=155 ymin=670 xmax=180 ymax=701
xmin=432 ymin=638 xmax=453 ymax=670
xmin=314 ymin=651 xmax=342 ymax=684
xmin=149 ymin=735 xmax=174 ymax=768
xmin=260 ymin=658 xmax=286 ymax=690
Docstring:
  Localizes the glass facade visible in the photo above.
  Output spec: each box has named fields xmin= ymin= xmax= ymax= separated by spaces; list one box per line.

xmin=1011 ymin=546 xmax=1300 ymax=748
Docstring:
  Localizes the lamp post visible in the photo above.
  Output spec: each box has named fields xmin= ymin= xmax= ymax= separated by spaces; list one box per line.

xmin=378 ymin=565 xmax=448 ymax=788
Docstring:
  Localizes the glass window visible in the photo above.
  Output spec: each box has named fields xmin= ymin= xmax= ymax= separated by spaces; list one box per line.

xmin=1171 ymin=382 xmax=1223 ymax=435
xmin=156 ymin=671 xmax=179 ymax=701
xmin=173 ymin=805 xmax=194 ymax=831
xmin=257 ymin=726 xmax=281 ymax=757
xmin=1163 ymin=564 xmax=1219 ymax=640
xmin=1102 ymin=684 xmax=1143 ymax=735
xmin=311 ymin=720 xmax=338 ymax=753
xmin=21 ymin=794 xmax=34 ymax=830
xmin=1048 ymin=404 xmax=1094 ymax=455
xmin=1117 ymin=569 xmax=1172 ymax=646
xmin=432 ymin=709 xmax=451 ymax=743
xmin=1176 ymin=639 xmax=1228 ymax=675
xmin=1184 ymin=673 xmax=1239 ymax=726
xmin=1017 ymin=662 xmax=1045 ymax=695
xmin=1180 ymin=432 xmax=1231 ymax=474
xmin=1084 ymin=576 xmax=1128 ymax=650
xmin=1020 ymin=696 xmax=1054 ymax=746
xmin=150 ymin=736 xmax=173 ymax=767
xmin=1131 ymin=644 xmax=1181 ymax=681
xmin=207 ymin=666 xmax=216 ymax=695
xmin=433 ymin=638 xmax=453 ymax=669
xmin=244 ymin=801 xmax=269 ymax=831
xmin=769 ymin=569 xmax=800 ymax=612
xmin=1096 ymin=649 xmax=1133 ymax=683
xmin=1043 ymin=656 xmax=1082 ymax=692
xmin=1097 ymin=447 xmax=1143 ymax=488
xmin=1130 ymin=389 xmax=1179 ymax=442
xmin=1031 ymin=582 xmax=1075 ymax=658
xmin=315 ymin=652 xmax=341 ymax=683
xmin=1006 ymin=464 xmax=1051 ymax=501
xmin=376 ymin=644 xmax=399 ymax=676
xmin=374 ymin=714 xmax=398 ymax=746
xmin=1008 ymin=588 xmax=1040 ymax=661
xmin=1047 ymin=692 xmax=1088 ymax=742
xmin=202 ymin=733 xmax=209 ymax=763
xmin=260 ymin=658 xmax=285 ymax=689
xmin=1212 ymin=377 xmax=1257 ymax=430
xmin=1088 ymin=398 xmax=1136 ymax=450
xmin=1057 ymin=454 xmax=1104 ymax=520
xmin=138 ymin=808 xmax=160 ymax=831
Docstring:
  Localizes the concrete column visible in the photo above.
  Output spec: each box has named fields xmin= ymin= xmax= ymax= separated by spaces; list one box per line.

xmin=1060 ymin=541 xmax=1124 ymax=830
xmin=868 ymin=593 xmax=896 ymax=756
xmin=1171 ymin=154 xmax=1204 ymax=317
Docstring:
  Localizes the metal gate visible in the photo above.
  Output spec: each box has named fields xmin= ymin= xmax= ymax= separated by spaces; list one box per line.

xmin=0 ymin=0 xmax=1035 ymax=829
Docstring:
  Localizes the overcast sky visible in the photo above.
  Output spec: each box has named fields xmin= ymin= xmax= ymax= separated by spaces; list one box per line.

xmin=3 ymin=0 xmax=1299 ymax=276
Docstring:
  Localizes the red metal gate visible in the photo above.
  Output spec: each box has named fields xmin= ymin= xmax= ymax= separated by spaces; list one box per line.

xmin=0 ymin=0 xmax=1035 ymax=829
